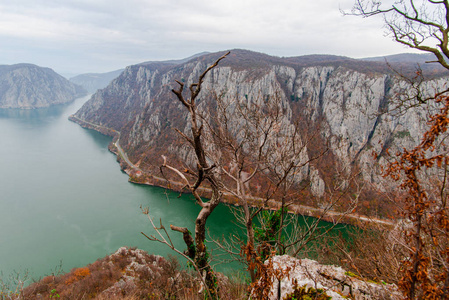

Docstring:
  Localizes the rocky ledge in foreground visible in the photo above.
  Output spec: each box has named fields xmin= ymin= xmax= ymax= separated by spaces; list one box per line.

xmin=20 ymin=247 xmax=400 ymax=299
xmin=21 ymin=247 xmax=240 ymax=300
xmin=262 ymin=255 xmax=401 ymax=300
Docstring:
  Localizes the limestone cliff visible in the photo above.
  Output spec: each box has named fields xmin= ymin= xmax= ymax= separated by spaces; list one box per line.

xmin=71 ymin=50 xmax=449 ymax=216
xmin=0 ymin=64 xmax=86 ymax=108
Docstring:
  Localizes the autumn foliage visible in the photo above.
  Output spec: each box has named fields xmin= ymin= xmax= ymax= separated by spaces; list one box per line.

xmin=384 ymin=95 xmax=449 ymax=299
xmin=65 ymin=267 xmax=91 ymax=285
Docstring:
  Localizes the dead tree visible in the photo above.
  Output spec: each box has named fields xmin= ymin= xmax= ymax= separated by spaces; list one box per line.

xmin=154 ymin=51 xmax=359 ymax=296
xmin=158 ymin=51 xmax=229 ymax=299
xmin=202 ymin=92 xmax=297 ymax=283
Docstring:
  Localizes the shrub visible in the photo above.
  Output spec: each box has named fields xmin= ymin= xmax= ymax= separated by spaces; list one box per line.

xmin=284 ymin=281 xmax=331 ymax=300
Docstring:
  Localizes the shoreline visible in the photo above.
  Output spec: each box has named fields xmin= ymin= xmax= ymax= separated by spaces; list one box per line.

xmin=68 ymin=114 xmax=395 ymax=228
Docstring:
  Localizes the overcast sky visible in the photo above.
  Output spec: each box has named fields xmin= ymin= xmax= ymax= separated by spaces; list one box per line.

xmin=0 ymin=0 xmax=416 ymax=77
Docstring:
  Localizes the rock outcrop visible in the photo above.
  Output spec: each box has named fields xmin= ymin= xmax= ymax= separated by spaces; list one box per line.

xmin=262 ymin=255 xmax=401 ymax=300
xmin=0 ymin=63 xmax=86 ymax=108
xmin=22 ymin=247 xmax=237 ymax=299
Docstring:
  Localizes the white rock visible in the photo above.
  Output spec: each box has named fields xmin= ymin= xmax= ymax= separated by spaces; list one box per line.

xmin=259 ymin=255 xmax=401 ymax=300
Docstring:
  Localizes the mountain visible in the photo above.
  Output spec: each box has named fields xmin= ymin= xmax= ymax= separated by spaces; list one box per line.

xmin=362 ymin=52 xmax=438 ymax=64
xmin=70 ymin=69 xmax=124 ymax=93
xmin=361 ymin=53 xmax=448 ymax=77
xmin=137 ymin=51 xmax=210 ymax=66
xmin=70 ymin=49 xmax=449 ymax=218
xmin=0 ymin=64 xmax=86 ymax=109
xmin=69 ymin=53 xmax=211 ymax=94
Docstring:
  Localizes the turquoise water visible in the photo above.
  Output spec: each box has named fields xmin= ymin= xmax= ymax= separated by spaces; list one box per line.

xmin=0 ymin=96 xmax=241 ymax=282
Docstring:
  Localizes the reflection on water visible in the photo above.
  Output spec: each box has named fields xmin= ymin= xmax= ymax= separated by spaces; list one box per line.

xmin=0 ymin=105 xmax=66 ymax=120
xmin=81 ymin=127 xmax=113 ymax=150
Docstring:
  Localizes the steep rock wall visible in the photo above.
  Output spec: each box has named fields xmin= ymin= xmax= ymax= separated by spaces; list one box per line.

xmin=72 ymin=50 xmax=448 ymax=214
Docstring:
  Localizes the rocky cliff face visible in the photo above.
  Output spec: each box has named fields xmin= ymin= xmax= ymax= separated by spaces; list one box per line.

xmin=0 ymin=64 xmax=86 ymax=108
xmin=72 ymin=50 xmax=449 ymax=216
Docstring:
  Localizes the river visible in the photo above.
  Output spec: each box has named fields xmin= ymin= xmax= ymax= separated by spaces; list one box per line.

xmin=0 ymin=96 xmax=245 ymax=283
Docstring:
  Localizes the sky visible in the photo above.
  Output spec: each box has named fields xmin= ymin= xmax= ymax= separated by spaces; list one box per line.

xmin=0 ymin=0 xmax=416 ymax=77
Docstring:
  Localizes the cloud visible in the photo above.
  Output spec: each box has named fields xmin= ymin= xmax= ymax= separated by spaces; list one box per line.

xmin=0 ymin=0 xmax=413 ymax=75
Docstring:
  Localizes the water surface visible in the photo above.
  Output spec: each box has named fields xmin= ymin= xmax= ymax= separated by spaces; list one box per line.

xmin=0 ymin=97 xmax=240 ymax=282
xmin=0 ymin=96 xmax=349 ymax=285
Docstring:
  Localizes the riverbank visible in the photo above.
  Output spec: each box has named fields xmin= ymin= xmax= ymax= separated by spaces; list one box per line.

xmin=68 ymin=115 xmax=395 ymax=228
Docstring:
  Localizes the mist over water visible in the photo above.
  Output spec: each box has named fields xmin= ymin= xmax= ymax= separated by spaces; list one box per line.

xmin=0 ymin=96 xmax=241 ymax=282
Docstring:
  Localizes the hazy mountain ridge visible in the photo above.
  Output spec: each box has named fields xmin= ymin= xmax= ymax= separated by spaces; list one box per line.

xmin=70 ymin=69 xmax=124 ymax=93
xmin=137 ymin=51 xmax=211 ymax=67
xmin=360 ymin=52 xmax=449 ymax=77
xmin=72 ymin=49 xmax=449 ymax=217
xmin=0 ymin=64 xmax=86 ymax=109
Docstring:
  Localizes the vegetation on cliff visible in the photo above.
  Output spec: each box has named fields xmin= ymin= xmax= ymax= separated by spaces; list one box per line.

xmin=17 ymin=247 xmax=246 ymax=300
xmin=0 ymin=64 xmax=86 ymax=109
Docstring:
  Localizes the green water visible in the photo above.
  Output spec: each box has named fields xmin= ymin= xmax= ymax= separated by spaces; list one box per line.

xmin=0 ymin=97 xmax=242 ymax=282
xmin=0 ymin=96 xmax=350 ymax=285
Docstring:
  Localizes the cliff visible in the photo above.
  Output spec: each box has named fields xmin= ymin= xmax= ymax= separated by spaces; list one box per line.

xmin=71 ymin=49 xmax=449 ymax=217
xmin=0 ymin=63 xmax=86 ymax=109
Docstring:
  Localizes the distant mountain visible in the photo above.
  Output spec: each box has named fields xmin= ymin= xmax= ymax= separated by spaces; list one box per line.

xmin=362 ymin=53 xmax=435 ymax=63
xmin=137 ymin=51 xmax=210 ymax=66
xmin=70 ymin=69 xmax=124 ymax=94
xmin=0 ymin=63 xmax=86 ymax=109
xmin=361 ymin=53 xmax=448 ymax=77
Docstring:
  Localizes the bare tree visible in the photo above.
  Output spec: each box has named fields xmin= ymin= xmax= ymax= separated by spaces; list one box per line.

xmin=219 ymin=93 xmax=305 ymax=282
xmin=140 ymin=207 xmax=213 ymax=299
xmin=202 ymin=91 xmax=311 ymax=283
xmin=147 ymin=50 xmax=361 ymax=298
xmin=347 ymin=0 xmax=449 ymax=70
xmin=150 ymin=52 xmax=230 ymax=299
xmin=200 ymin=89 xmax=360 ymax=287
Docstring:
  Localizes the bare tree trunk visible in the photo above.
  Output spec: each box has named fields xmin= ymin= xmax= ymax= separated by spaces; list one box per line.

xmin=194 ymin=190 xmax=221 ymax=296
xmin=161 ymin=52 xmax=229 ymax=299
xmin=241 ymin=182 xmax=257 ymax=282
